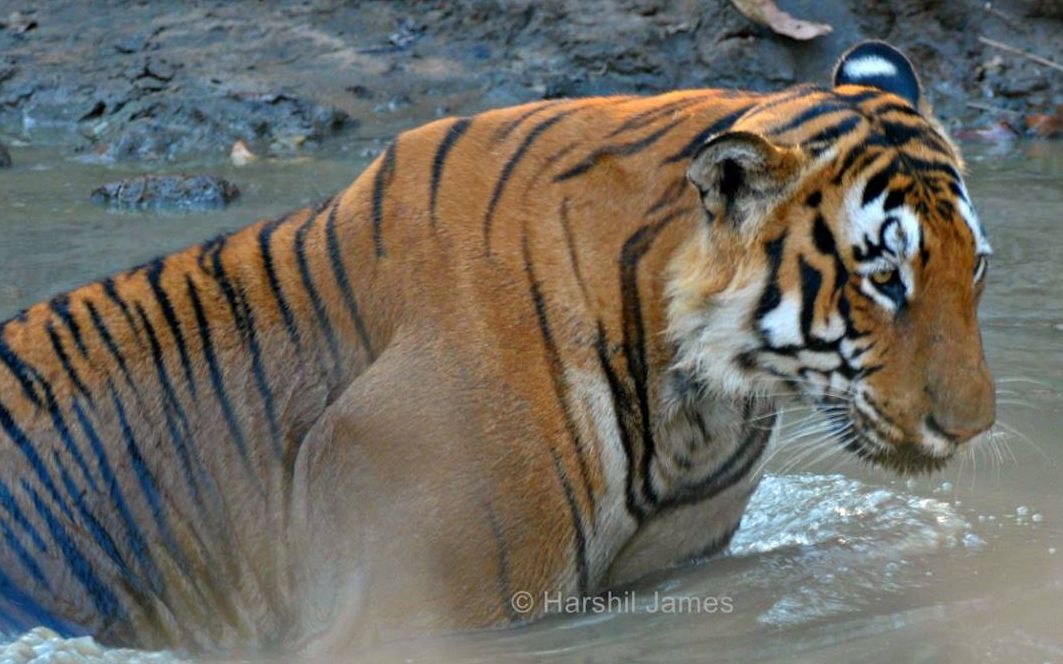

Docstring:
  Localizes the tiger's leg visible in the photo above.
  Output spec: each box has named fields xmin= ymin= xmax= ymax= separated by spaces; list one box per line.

xmin=605 ymin=476 xmax=760 ymax=587
xmin=287 ymin=326 xmax=585 ymax=653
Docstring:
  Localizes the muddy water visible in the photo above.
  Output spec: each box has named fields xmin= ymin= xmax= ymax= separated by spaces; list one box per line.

xmin=0 ymin=141 xmax=1061 ymax=663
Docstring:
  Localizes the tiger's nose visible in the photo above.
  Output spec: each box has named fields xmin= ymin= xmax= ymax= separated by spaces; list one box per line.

xmin=924 ymin=413 xmax=993 ymax=445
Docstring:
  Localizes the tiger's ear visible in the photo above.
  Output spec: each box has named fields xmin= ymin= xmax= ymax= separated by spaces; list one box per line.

xmin=833 ymin=41 xmax=924 ymax=110
xmin=687 ymin=131 xmax=805 ymax=230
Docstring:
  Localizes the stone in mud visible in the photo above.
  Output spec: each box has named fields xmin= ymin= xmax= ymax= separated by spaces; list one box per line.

xmin=0 ymin=142 xmax=10 ymax=167
xmin=90 ymin=174 xmax=240 ymax=210
xmin=88 ymin=92 xmax=351 ymax=162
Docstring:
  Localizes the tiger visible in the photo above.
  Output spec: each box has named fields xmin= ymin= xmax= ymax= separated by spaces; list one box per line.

xmin=0 ymin=40 xmax=994 ymax=655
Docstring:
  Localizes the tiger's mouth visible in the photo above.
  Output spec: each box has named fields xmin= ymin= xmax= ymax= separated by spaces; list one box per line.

xmin=814 ymin=396 xmax=955 ymax=475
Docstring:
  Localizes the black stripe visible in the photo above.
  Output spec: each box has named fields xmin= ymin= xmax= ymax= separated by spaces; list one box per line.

xmin=0 ymin=395 xmax=74 ymax=522
xmin=258 ymin=216 xmax=302 ymax=347
xmin=873 ymin=101 xmax=922 ymax=118
xmin=798 ymin=256 xmax=822 ymax=339
xmin=0 ymin=518 xmax=49 ymax=589
xmin=554 ymin=118 xmax=684 ymax=182
xmin=739 ymin=85 xmax=820 ymax=121
xmin=71 ymin=398 xmax=161 ymax=591
xmin=754 ymin=233 xmax=787 ymax=346
xmin=883 ymin=187 xmax=906 ymax=211
xmin=768 ymin=102 xmax=850 ymax=137
xmin=523 ymin=226 xmax=596 ymax=522
xmin=429 ymin=117 xmax=472 ymax=227
xmin=0 ymin=478 xmax=47 ymax=553
xmin=556 ymin=198 xmax=590 ymax=304
xmin=658 ymin=407 xmax=774 ymax=510
xmin=44 ymin=323 xmax=92 ymax=404
xmin=482 ymin=503 xmax=518 ymax=622
xmin=325 ymin=202 xmax=375 ymax=361
xmin=107 ymin=382 xmax=185 ymax=568
xmin=812 ymin=215 xmax=849 ymax=292
xmin=862 ymin=159 xmax=899 ymax=206
xmin=186 ymin=277 xmax=251 ymax=464
xmin=37 ymin=376 xmax=99 ymax=497
xmin=49 ymin=294 xmax=88 ymax=357
xmin=880 ymin=119 xmax=952 ymax=154
xmin=294 ymin=212 xmax=343 ymax=372
xmin=483 ymin=109 xmax=576 ymax=255
xmin=645 ymin=177 xmax=688 ymax=217
xmin=84 ymin=301 xmax=137 ymax=392
xmin=606 ymin=95 xmax=707 ymax=137
xmin=199 ymin=236 xmax=284 ymax=455
xmin=0 ymin=337 xmax=43 ymax=408
xmin=830 ymin=134 xmax=890 ymax=184
xmin=803 ymin=115 xmax=862 ymax=149
xmin=492 ymin=102 xmax=554 ymax=142
xmin=144 ymin=260 xmax=198 ymax=399
xmin=134 ymin=305 xmax=207 ymax=507
xmin=662 ymin=105 xmax=754 ymax=164
xmin=56 ymin=459 xmax=134 ymax=584
xmin=22 ymin=480 xmax=122 ymax=621
xmin=548 ymin=448 xmax=589 ymax=596
xmin=371 ymin=143 xmax=396 ymax=259
xmin=619 ymin=210 xmax=686 ymax=505
xmin=101 ymin=278 xmax=142 ymax=345
xmin=832 ymin=89 xmax=881 ymax=104
xmin=594 ymin=322 xmax=646 ymax=521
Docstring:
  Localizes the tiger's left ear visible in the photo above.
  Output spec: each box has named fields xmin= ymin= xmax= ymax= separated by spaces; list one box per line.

xmin=687 ymin=131 xmax=806 ymax=230
xmin=833 ymin=40 xmax=925 ymax=111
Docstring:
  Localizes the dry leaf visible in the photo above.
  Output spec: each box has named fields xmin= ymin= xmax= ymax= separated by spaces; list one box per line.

xmin=730 ymin=0 xmax=832 ymax=41
xmin=955 ymin=121 xmax=1020 ymax=143
xmin=1025 ymin=105 xmax=1063 ymax=138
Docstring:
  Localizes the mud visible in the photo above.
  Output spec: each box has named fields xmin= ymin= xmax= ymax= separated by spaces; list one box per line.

xmin=1 ymin=1 xmax=1061 ymax=165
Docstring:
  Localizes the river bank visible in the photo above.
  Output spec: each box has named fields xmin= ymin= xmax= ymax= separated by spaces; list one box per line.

xmin=1 ymin=0 xmax=1061 ymax=168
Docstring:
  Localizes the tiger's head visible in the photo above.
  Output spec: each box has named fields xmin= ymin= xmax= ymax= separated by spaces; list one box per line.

xmin=669 ymin=41 xmax=994 ymax=473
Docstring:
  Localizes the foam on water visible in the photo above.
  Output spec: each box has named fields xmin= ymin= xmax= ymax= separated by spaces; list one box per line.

xmin=730 ymin=473 xmax=981 ymax=627
xmin=0 ymin=627 xmax=186 ymax=663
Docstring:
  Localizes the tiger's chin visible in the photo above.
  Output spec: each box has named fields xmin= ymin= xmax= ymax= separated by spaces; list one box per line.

xmin=845 ymin=409 xmax=956 ymax=475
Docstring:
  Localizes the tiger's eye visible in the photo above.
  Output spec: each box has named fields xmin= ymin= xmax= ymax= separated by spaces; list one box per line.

xmin=870 ymin=269 xmax=896 ymax=286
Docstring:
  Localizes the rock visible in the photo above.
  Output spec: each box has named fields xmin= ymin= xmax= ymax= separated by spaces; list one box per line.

xmin=86 ymin=92 xmax=351 ymax=162
xmin=0 ymin=142 xmax=10 ymax=168
xmin=1 ymin=10 xmax=38 ymax=34
xmin=90 ymin=174 xmax=240 ymax=210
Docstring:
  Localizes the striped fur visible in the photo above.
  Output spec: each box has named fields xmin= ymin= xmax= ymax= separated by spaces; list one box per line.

xmin=0 ymin=42 xmax=993 ymax=654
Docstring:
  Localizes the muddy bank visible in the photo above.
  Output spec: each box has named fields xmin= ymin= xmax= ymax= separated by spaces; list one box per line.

xmin=0 ymin=0 xmax=1061 ymax=162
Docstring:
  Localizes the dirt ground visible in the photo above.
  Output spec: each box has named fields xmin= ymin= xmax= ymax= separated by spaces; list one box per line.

xmin=1 ymin=0 xmax=1061 ymax=163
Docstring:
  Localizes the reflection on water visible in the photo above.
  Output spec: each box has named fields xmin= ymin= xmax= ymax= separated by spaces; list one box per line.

xmin=0 ymin=141 xmax=1060 ymax=663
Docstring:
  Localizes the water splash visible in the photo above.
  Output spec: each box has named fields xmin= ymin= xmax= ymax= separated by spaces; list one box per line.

xmin=730 ymin=473 xmax=982 ymax=626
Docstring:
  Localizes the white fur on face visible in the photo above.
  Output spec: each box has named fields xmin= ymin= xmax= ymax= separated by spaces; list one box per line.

xmin=759 ymin=294 xmax=802 ymax=347
xmin=954 ymin=180 xmax=992 ymax=255
xmin=840 ymin=56 xmax=899 ymax=80
xmin=844 ymin=178 xmax=921 ymax=312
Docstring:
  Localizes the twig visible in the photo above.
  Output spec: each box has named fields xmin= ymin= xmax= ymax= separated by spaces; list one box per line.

xmin=965 ymin=101 xmax=1024 ymax=116
xmin=982 ymin=2 xmax=1027 ymax=32
xmin=979 ymin=35 xmax=1063 ymax=74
